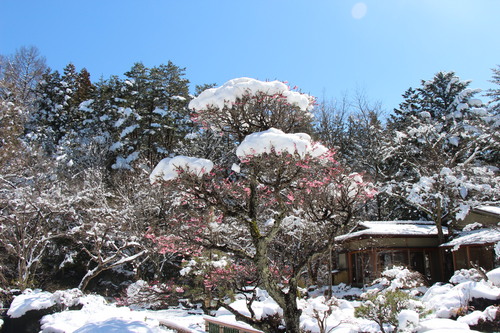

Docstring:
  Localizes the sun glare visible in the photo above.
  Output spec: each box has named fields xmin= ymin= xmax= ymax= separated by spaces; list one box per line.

xmin=352 ymin=2 xmax=368 ymax=19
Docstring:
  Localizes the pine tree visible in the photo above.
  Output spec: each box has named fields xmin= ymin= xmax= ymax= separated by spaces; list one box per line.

xmin=486 ymin=65 xmax=500 ymax=113
xmin=110 ymin=61 xmax=192 ymax=170
xmin=383 ymin=71 xmax=499 ymax=244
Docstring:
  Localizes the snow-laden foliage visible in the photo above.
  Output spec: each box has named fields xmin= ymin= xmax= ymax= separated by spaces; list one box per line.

xmin=190 ymin=77 xmax=313 ymax=112
xmin=190 ymin=77 xmax=315 ymax=141
xmin=150 ymin=155 xmax=214 ymax=183
xmin=384 ymin=71 xmax=500 ymax=240
xmin=236 ymin=128 xmax=328 ymax=159
xmin=370 ymin=266 xmax=427 ymax=293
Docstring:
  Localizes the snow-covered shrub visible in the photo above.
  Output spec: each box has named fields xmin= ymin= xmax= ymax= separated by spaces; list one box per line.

xmin=300 ymin=296 xmax=339 ymax=333
xmin=355 ymin=289 xmax=427 ymax=333
xmin=371 ymin=266 xmax=427 ymax=294
xmin=422 ymin=267 xmax=500 ymax=319
xmin=449 ymin=268 xmax=484 ymax=285
xmin=122 ymin=279 xmax=185 ymax=309
xmin=7 ymin=288 xmax=84 ymax=318
xmin=458 ymin=305 xmax=500 ymax=331
xmin=398 ymin=309 xmax=419 ymax=333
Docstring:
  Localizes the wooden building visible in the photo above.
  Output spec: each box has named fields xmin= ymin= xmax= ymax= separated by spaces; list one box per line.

xmin=334 ymin=206 xmax=500 ymax=286
xmin=333 ymin=221 xmax=447 ymax=286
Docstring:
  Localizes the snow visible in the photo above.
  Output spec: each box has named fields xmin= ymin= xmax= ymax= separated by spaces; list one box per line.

xmin=189 ymin=77 xmax=314 ymax=112
xmin=109 ymin=141 xmax=123 ymax=152
xmin=150 ymin=155 xmax=214 ymax=183
xmin=231 ymin=163 xmax=241 ymax=173
xmin=78 ymin=100 xmax=94 ymax=112
xmin=153 ymin=107 xmax=167 ymax=117
xmin=121 ymin=124 xmax=139 ymax=138
xmin=235 ymin=128 xmax=328 ymax=160
xmin=468 ymin=99 xmax=483 ymax=107
xmin=72 ymin=319 xmax=159 ymax=333
xmin=215 ymin=289 xmax=282 ymax=322
xmin=440 ymin=228 xmax=500 ymax=248
xmin=7 ymin=290 xmax=57 ymax=318
xmin=457 ymin=305 xmax=499 ymax=326
xmin=486 ymin=267 xmax=500 ymax=286
xmin=112 ymin=151 xmax=140 ymax=170
xmin=39 ymin=293 xmax=165 ymax=333
xmin=416 ymin=318 xmax=471 ymax=332
xmin=422 ymin=278 xmax=500 ymax=318
xmin=448 ymin=136 xmax=460 ymax=146
xmin=475 ymin=205 xmax=500 ymax=216
xmin=398 ymin=309 xmax=419 ymax=332
xmin=6 ymin=266 xmax=500 ymax=333
xmin=335 ymin=220 xmax=445 ymax=242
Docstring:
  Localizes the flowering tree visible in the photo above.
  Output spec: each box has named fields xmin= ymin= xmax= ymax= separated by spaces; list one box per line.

xmin=151 ymin=79 xmax=373 ymax=332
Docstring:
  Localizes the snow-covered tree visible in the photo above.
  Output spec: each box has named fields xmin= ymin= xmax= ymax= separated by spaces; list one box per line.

xmin=486 ymin=65 xmax=500 ymax=113
xmin=314 ymin=92 xmax=390 ymax=220
xmin=0 ymin=149 xmax=75 ymax=289
xmin=190 ymin=78 xmax=315 ymax=142
xmin=108 ymin=62 xmax=192 ymax=170
xmin=151 ymin=79 xmax=374 ymax=332
xmin=27 ymin=64 xmax=95 ymax=154
xmin=0 ymin=46 xmax=48 ymax=111
xmin=384 ymin=72 xmax=500 ymax=242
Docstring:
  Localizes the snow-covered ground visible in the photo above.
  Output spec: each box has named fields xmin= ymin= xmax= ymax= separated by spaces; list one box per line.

xmin=3 ymin=267 xmax=499 ymax=332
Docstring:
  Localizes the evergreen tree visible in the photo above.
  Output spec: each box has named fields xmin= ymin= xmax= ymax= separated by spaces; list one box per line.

xmin=486 ymin=65 xmax=500 ymax=113
xmin=110 ymin=62 xmax=192 ymax=169
xmin=383 ymin=71 xmax=499 ymax=244
xmin=27 ymin=64 xmax=96 ymax=154
xmin=28 ymin=70 xmax=66 ymax=151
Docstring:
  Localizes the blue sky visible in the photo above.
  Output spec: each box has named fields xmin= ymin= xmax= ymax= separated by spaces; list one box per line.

xmin=1 ymin=0 xmax=499 ymax=112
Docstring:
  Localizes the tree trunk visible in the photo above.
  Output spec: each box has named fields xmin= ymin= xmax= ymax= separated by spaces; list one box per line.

xmin=254 ymin=236 xmax=302 ymax=332
xmin=282 ymin=279 xmax=302 ymax=333
xmin=435 ymin=197 xmax=445 ymax=244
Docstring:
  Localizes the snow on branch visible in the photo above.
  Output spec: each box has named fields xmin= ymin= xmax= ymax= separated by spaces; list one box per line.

xmin=236 ymin=128 xmax=328 ymax=160
xmin=189 ymin=77 xmax=314 ymax=112
xmin=150 ymin=155 xmax=214 ymax=183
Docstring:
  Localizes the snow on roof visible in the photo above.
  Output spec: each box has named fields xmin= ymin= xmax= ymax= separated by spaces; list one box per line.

xmin=475 ymin=205 xmax=500 ymax=216
xmin=440 ymin=228 xmax=500 ymax=248
xmin=236 ymin=128 xmax=328 ymax=159
xmin=189 ymin=77 xmax=314 ymax=112
xmin=335 ymin=221 xmax=445 ymax=242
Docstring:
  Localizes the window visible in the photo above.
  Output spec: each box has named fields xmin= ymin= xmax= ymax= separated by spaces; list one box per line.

xmin=352 ymin=251 xmax=375 ymax=285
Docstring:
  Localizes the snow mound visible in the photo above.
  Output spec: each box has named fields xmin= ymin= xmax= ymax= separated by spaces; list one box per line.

xmin=449 ymin=269 xmax=484 ymax=284
xmin=422 ymin=278 xmax=500 ymax=318
xmin=150 ymin=155 xmax=214 ymax=183
xmin=73 ymin=318 xmax=158 ymax=333
xmin=398 ymin=309 xmax=420 ymax=332
xmin=189 ymin=77 xmax=313 ymax=112
xmin=7 ymin=289 xmax=83 ymax=318
xmin=40 ymin=293 xmax=163 ymax=333
xmin=486 ymin=267 xmax=500 ymax=287
xmin=457 ymin=305 xmax=499 ymax=326
xmin=417 ymin=318 xmax=471 ymax=332
xmin=236 ymin=128 xmax=328 ymax=159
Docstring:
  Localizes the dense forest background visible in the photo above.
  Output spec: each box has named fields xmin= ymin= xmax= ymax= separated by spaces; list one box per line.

xmin=0 ymin=46 xmax=498 ymax=303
